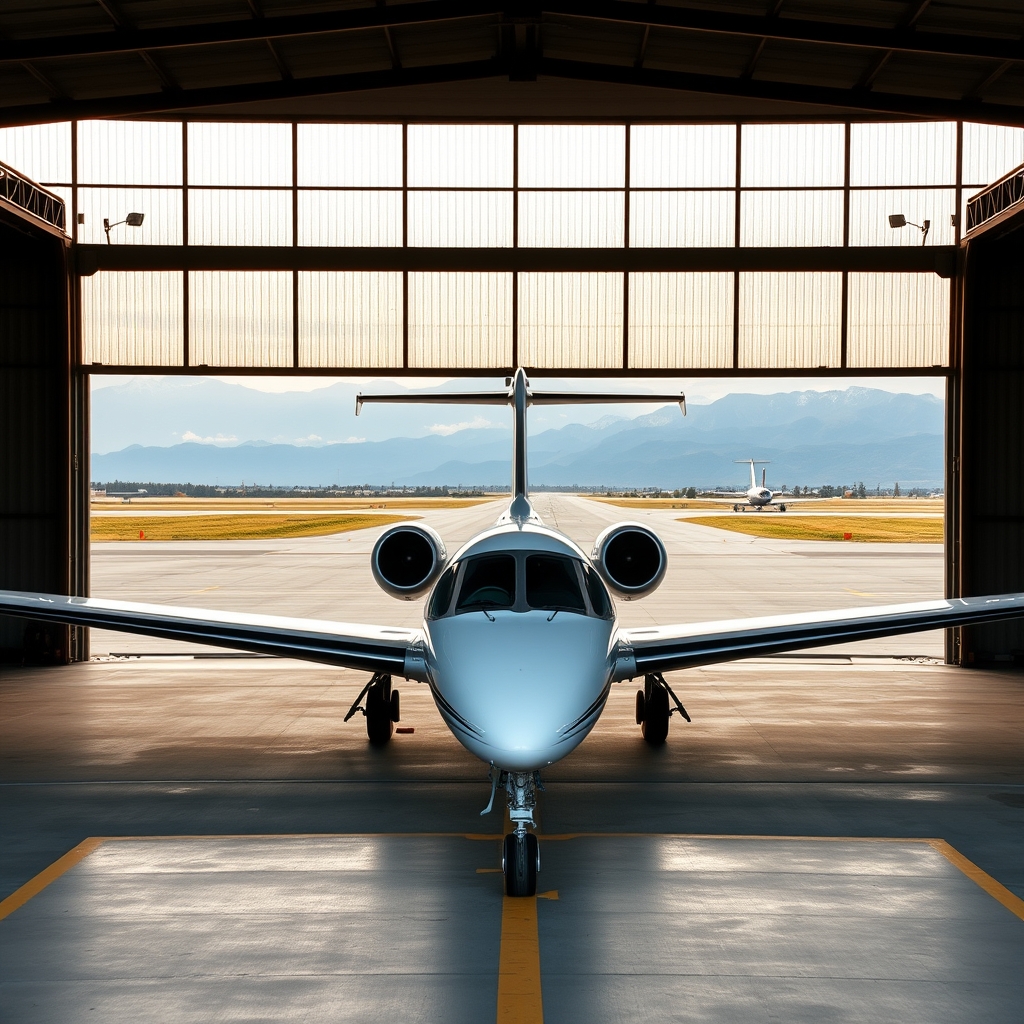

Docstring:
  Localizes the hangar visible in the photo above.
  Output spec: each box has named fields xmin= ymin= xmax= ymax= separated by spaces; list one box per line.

xmin=1 ymin=3 xmax=1024 ymax=1021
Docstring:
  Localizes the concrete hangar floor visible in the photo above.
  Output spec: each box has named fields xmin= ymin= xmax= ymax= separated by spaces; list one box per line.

xmin=2 ymin=495 xmax=1023 ymax=1022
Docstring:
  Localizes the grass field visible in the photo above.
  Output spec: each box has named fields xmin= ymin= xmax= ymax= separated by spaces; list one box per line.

xmin=92 ymin=513 xmax=413 ymax=542
xmin=686 ymin=514 xmax=943 ymax=543
xmin=91 ymin=496 xmax=494 ymax=513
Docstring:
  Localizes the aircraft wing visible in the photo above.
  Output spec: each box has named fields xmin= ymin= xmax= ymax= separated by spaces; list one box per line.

xmin=613 ymin=593 xmax=1024 ymax=678
xmin=0 ymin=590 xmax=425 ymax=678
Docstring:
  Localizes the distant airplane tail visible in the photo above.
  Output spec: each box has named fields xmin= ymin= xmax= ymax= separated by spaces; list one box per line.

xmin=734 ymin=459 xmax=770 ymax=491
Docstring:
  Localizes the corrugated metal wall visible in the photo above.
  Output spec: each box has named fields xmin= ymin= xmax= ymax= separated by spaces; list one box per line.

xmin=958 ymin=220 xmax=1024 ymax=662
xmin=0 ymin=215 xmax=76 ymax=662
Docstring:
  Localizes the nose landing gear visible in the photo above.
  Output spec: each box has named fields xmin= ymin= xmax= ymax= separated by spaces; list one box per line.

xmin=482 ymin=768 xmax=542 ymax=896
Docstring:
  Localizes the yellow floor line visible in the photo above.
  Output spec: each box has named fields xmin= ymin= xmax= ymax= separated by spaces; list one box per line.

xmin=0 ymin=837 xmax=105 ymax=922
xmin=497 ymin=895 xmax=544 ymax=1024
xmin=929 ymin=839 xmax=1024 ymax=922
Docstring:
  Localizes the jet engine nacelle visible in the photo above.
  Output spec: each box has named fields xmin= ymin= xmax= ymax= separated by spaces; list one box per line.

xmin=371 ymin=524 xmax=448 ymax=600
xmin=590 ymin=523 xmax=667 ymax=600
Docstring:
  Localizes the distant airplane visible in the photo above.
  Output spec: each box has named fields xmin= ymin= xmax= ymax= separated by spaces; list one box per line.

xmin=727 ymin=459 xmax=786 ymax=512
xmin=4 ymin=370 xmax=1024 ymax=897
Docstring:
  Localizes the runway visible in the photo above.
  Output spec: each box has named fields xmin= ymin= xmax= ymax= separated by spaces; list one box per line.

xmin=3 ymin=494 xmax=1023 ymax=1022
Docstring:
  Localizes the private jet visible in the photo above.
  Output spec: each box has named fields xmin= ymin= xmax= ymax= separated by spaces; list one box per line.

xmin=729 ymin=459 xmax=785 ymax=512
xmin=3 ymin=369 xmax=1024 ymax=898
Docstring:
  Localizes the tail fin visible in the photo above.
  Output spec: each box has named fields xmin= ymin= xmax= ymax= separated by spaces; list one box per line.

xmin=734 ymin=459 xmax=770 ymax=491
xmin=358 ymin=370 xmax=685 ymax=523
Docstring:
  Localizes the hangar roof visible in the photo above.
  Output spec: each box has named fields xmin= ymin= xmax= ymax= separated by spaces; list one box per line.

xmin=0 ymin=1 xmax=1022 ymax=126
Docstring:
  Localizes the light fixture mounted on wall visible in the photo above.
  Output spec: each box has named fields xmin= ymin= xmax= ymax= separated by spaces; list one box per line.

xmin=888 ymin=213 xmax=930 ymax=245
xmin=103 ymin=211 xmax=145 ymax=244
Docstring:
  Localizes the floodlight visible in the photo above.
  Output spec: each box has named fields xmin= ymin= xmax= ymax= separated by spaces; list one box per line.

xmin=888 ymin=212 xmax=930 ymax=245
xmin=103 ymin=211 xmax=145 ymax=244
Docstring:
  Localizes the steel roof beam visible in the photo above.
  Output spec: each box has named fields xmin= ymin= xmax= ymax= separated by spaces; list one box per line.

xmin=2 ymin=54 xmax=1022 ymax=128
xmin=0 ymin=1 xmax=1021 ymax=65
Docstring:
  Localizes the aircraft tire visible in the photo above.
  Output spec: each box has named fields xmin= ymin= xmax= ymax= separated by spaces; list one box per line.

xmin=390 ymin=689 xmax=401 ymax=723
xmin=641 ymin=683 xmax=670 ymax=745
xmin=733 ymin=504 xmax=740 ymax=512
xmin=503 ymin=832 xmax=538 ymax=897
xmin=635 ymin=690 xmax=645 ymax=725
xmin=365 ymin=676 xmax=395 ymax=745
xmin=779 ymin=504 xmax=787 ymax=512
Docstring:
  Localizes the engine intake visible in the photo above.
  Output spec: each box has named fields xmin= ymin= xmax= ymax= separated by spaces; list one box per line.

xmin=591 ymin=523 xmax=667 ymax=600
xmin=371 ymin=524 xmax=447 ymax=600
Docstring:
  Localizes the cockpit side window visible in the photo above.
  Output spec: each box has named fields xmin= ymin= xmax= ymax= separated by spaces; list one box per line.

xmin=426 ymin=563 xmax=458 ymax=619
xmin=455 ymin=554 xmax=516 ymax=613
xmin=582 ymin=563 xmax=612 ymax=618
xmin=525 ymin=554 xmax=586 ymax=613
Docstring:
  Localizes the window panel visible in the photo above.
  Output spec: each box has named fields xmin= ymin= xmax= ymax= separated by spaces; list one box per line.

xmin=630 ymin=125 xmax=735 ymax=188
xmin=848 ymin=273 xmax=949 ymax=368
xmin=408 ymin=191 xmax=512 ymax=247
xmin=77 ymin=188 xmax=182 ymax=245
xmin=190 ymin=271 xmax=292 ymax=367
xmin=519 ymin=125 xmax=625 ymax=188
xmin=518 ymin=273 xmax=623 ymax=369
xmin=408 ymin=273 xmax=512 ymax=368
xmin=738 ymin=272 xmax=841 ymax=369
xmin=849 ymin=188 xmax=956 ymax=246
xmin=741 ymin=123 xmax=844 ymax=187
xmin=630 ymin=191 xmax=734 ymax=247
xmin=78 ymin=120 xmax=182 ymax=185
xmin=299 ymin=272 xmax=402 ymax=368
xmin=629 ymin=273 xmax=733 ymax=369
xmin=740 ymin=190 xmax=844 ymax=247
xmin=519 ymin=192 xmax=624 ymax=247
xmin=298 ymin=124 xmax=402 ymax=187
xmin=408 ymin=125 xmax=513 ymax=187
xmin=298 ymin=191 xmax=402 ymax=246
xmin=188 ymin=189 xmax=292 ymax=246
xmin=82 ymin=272 xmax=183 ymax=366
xmin=0 ymin=122 xmax=71 ymax=184
xmin=850 ymin=122 xmax=957 ymax=186
xmin=188 ymin=123 xmax=292 ymax=186
xmin=962 ymin=123 xmax=1024 ymax=187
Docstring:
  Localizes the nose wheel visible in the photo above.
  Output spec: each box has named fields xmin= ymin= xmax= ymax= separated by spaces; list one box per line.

xmin=503 ymin=831 xmax=539 ymax=897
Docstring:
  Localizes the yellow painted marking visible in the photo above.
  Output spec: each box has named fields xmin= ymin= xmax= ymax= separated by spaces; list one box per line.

xmin=929 ymin=839 xmax=1024 ymax=922
xmin=192 ymin=585 xmax=221 ymax=594
xmin=843 ymin=587 xmax=878 ymax=598
xmin=477 ymin=867 xmax=502 ymax=873
xmin=0 ymin=837 xmax=104 ymax=922
xmin=497 ymin=896 xmax=544 ymax=1024
xmin=538 ymin=891 xmax=559 ymax=900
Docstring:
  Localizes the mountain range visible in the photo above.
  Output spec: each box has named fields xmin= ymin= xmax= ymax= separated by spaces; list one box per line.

xmin=91 ymin=380 xmax=944 ymax=489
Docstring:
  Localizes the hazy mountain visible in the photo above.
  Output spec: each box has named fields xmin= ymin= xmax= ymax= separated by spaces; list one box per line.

xmin=92 ymin=386 xmax=944 ymax=489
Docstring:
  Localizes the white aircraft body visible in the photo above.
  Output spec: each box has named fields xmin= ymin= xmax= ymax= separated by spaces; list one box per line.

xmin=729 ymin=459 xmax=785 ymax=512
xmin=4 ymin=369 xmax=1024 ymax=897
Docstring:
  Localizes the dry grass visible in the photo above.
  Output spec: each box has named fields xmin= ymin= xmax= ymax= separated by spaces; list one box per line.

xmin=92 ymin=513 xmax=414 ymax=542
xmin=91 ymin=496 xmax=494 ymax=513
xmin=685 ymin=514 xmax=943 ymax=543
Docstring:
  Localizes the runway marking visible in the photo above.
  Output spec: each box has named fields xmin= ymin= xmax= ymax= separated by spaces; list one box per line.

xmin=477 ymin=867 xmax=502 ymax=873
xmin=0 ymin=837 xmax=103 ymax=922
xmin=498 ymin=895 xmax=544 ymax=1024
xmin=538 ymin=890 xmax=559 ymax=900
xmin=928 ymin=839 xmax=1024 ymax=922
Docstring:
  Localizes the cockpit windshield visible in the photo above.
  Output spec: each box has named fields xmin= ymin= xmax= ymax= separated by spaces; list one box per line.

xmin=454 ymin=554 xmax=516 ymax=613
xmin=525 ymin=554 xmax=586 ymax=613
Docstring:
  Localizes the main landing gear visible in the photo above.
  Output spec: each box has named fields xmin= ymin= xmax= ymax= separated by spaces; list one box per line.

xmin=635 ymin=672 xmax=691 ymax=746
xmin=344 ymin=671 xmax=401 ymax=744
xmin=482 ymin=767 xmax=542 ymax=896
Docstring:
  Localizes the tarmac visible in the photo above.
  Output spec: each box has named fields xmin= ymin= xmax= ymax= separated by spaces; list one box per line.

xmin=2 ymin=494 xmax=1022 ymax=1022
